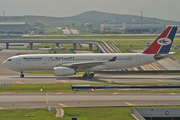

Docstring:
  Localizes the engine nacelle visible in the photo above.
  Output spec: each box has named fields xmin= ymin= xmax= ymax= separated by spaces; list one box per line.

xmin=54 ymin=67 xmax=75 ymax=76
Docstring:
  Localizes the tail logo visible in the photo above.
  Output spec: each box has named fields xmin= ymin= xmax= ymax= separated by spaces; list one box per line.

xmin=157 ymin=38 xmax=171 ymax=46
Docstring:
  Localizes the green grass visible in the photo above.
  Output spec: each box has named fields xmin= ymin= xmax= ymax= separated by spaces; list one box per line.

xmin=0 ymin=106 xmax=180 ymax=120
xmin=0 ymin=108 xmax=60 ymax=120
xmin=1 ymin=83 xmax=180 ymax=93
xmin=0 ymin=84 xmax=73 ymax=92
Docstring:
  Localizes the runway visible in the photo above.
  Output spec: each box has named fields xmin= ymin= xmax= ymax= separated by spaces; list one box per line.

xmin=0 ymin=92 xmax=179 ymax=109
xmin=1 ymin=74 xmax=180 ymax=84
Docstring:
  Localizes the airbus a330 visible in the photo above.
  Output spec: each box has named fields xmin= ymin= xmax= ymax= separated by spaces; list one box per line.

xmin=2 ymin=26 xmax=178 ymax=78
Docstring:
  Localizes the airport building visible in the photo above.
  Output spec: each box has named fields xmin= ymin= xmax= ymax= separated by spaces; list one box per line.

xmin=0 ymin=22 xmax=27 ymax=33
xmin=100 ymin=21 xmax=165 ymax=34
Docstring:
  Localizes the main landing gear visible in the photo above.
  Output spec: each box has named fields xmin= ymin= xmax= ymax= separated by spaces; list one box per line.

xmin=20 ymin=71 xmax=24 ymax=78
xmin=83 ymin=73 xmax=94 ymax=79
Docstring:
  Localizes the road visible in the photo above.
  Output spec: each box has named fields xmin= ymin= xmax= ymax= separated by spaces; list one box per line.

xmin=0 ymin=92 xmax=179 ymax=109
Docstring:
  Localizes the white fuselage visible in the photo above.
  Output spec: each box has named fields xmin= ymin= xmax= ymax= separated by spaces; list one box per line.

xmin=2 ymin=53 xmax=156 ymax=72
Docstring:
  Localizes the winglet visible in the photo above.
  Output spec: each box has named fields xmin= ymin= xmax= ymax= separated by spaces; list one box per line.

xmin=109 ymin=57 xmax=117 ymax=61
xmin=143 ymin=26 xmax=178 ymax=54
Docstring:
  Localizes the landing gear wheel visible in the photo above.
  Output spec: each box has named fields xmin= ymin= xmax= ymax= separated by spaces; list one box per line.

xmin=83 ymin=73 xmax=88 ymax=78
xmin=20 ymin=74 xmax=24 ymax=78
xmin=89 ymin=73 xmax=94 ymax=79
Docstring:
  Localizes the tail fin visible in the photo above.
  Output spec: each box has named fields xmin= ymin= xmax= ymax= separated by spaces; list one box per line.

xmin=109 ymin=57 xmax=117 ymax=61
xmin=143 ymin=26 xmax=178 ymax=54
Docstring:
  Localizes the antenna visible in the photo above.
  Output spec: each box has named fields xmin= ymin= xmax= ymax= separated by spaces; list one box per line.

xmin=3 ymin=10 xmax=5 ymax=16
xmin=141 ymin=10 xmax=143 ymax=26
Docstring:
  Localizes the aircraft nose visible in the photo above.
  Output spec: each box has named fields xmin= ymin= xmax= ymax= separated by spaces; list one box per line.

xmin=2 ymin=61 xmax=7 ymax=67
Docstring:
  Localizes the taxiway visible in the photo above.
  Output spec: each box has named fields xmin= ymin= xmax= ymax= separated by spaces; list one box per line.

xmin=1 ymin=74 xmax=180 ymax=84
xmin=0 ymin=92 xmax=179 ymax=110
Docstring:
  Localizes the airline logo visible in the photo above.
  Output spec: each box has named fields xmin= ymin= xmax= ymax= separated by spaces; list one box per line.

xmin=157 ymin=38 xmax=171 ymax=46
xmin=109 ymin=57 xmax=117 ymax=61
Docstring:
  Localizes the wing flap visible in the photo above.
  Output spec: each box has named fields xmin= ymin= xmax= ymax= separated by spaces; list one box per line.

xmin=62 ymin=61 xmax=104 ymax=69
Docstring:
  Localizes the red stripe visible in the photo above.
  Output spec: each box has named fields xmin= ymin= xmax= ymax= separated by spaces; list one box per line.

xmin=143 ymin=26 xmax=172 ymax=54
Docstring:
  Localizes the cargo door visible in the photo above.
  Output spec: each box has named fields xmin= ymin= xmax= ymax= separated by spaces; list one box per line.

xmin=136 ymin=55 xmax=141 ymax=62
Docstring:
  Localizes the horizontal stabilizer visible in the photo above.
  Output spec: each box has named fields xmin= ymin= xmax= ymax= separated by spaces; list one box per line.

xmin=154 ymin=52 xmax=175 ymax=60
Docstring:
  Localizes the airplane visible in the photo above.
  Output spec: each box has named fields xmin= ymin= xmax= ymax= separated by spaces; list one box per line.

xmin=2 ymin=26 xmax=178 ymax=78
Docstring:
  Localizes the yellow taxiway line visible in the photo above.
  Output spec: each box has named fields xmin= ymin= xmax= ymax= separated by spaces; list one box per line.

xmin=15 ymin=81 xmax=23 ymax=84
xmin=158 ymin=80 xmax=162 ymax=82
xmin=61 ymin=80 xmax=67 ymax=83
xmin=58 ymin=103 xmax=67 ymax=107
xmin=124 ymin=102 xmax=133 ymax=106
xmin=171 ymin=93 xmax=175 ymax=95
xmin=0 ymin=92 xmax=12 ymax=94
xmin=113 ymin=92 xmax=118 ymax=95
xmin=56 ymin=92 xmax=63 ymax=94
xmin=0 ymin=107 xmax=3 ymax=109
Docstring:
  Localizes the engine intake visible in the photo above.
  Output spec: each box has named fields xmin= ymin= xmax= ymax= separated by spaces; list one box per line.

xmin=54 ymin=67 xmax=75 ymax=76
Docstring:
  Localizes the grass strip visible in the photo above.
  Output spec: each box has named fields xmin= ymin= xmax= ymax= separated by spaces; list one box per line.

xmin=0 ymin=106 xmax=180 ymax=120
xmin=1 ymin=83 xmax=180 ymax=93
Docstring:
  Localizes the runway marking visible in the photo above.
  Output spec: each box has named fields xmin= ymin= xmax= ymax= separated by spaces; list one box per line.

xmin=113 ymin=92 xmax=118 ymax=95
xmin=171 ymin=93 xmax=175 ymax=95
xmin=158 ymin=75 xmax=161 ymax=76
xmin=158 ymin=80 xmax=162 ymax=82
xmin=58 ymin=103 xmax=67 ymax=107
xmin=15 ymin=81 xmax=23 ymax=84
xmin=124 ymin=102 xmax=133 ymax=106
xmin=46 ymin=94 xmax=48 ymax=104
xmin=0 ymin=107 xmax=3 ymax=109
xmin=56 ymin=92 xmax=63 ymax=94
xmin=61 ymin=80 xmax=67 ymax=83
xmin=107 ymin=79 xmax=111 ymax=81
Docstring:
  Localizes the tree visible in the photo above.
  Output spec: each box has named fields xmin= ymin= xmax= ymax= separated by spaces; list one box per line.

xmin=72 ymin=22 xmax=75 ymax=27
xmin=34 ymin=22 xmax=44 ymax=28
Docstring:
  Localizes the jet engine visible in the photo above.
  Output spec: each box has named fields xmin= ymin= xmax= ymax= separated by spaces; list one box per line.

xmin=54 ymin=67 xmax=75 ymax=76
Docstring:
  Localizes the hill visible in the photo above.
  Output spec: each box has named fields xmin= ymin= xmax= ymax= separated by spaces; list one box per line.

xmin=66 ymin=11 xmax=180 ymax=25
xmin=0 ymin=11 xmax=180 ymax=27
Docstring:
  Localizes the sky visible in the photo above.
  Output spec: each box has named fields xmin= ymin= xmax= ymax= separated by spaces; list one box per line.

xmin=0 ymin=0 xmax=180 ymax=21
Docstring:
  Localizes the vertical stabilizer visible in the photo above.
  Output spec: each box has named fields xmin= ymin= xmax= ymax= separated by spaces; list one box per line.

xmin=143 ymin=26 xmax=178 ymax=54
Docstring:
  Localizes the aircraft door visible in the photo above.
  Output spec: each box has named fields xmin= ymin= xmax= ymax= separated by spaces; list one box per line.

xmin=16 ymin=58 xmax=21 ymax=64
xmin=136 ymin=55 xmax=141 ymax=62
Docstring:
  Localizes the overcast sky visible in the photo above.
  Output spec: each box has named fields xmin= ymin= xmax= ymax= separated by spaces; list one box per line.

xmin=0 ymin=0 xmax=180 ymax=21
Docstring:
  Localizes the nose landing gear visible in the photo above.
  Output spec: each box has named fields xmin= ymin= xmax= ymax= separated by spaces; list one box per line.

xmin=20 ymin=71 xmax=24 ymax=78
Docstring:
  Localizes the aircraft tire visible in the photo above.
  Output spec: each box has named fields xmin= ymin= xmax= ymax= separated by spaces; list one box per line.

xmin=89 ymin=73 xmax=94 ymax=79
xmin=20 ymin=74 xmax=24 ymax=78
xmin=83 ymin=73 xmax=88 ymax=78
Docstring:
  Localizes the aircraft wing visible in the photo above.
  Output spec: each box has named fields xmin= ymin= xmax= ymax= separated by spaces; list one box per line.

xmin=61 ymin=57 xmax=117 ymax=69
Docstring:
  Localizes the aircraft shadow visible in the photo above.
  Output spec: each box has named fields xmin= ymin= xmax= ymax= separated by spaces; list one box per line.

xmin=56 ymin=76 xmax=109 ymax=83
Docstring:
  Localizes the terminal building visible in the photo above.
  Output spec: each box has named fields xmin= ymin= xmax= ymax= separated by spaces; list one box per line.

xmin=100 ymin=21 xmax=165 ymax=34
xmin=0 ymin=22 xmax=28 ymax=38
xmin=0 ymin=22 xmax=27 ymax=33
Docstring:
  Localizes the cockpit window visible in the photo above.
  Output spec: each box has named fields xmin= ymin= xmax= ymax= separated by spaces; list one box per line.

xmin=7 ymin=59 xmax=11 ymax=61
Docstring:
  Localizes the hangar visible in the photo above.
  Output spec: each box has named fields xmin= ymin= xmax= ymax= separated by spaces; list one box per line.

xmin=0 ymin=22 xmax=27 ymax=33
